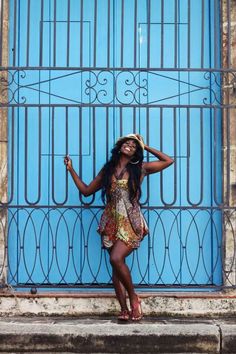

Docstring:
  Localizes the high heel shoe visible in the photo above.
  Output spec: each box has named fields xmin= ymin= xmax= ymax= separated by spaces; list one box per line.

xmin=117 ymin=309 xmax=130 ymax=321
xmin=131 ymin=297 xmax=143 ymax=321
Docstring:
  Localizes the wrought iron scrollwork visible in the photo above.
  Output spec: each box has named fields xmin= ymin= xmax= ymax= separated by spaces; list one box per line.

xmin=1 ymin=68 xmax=235 ymax=106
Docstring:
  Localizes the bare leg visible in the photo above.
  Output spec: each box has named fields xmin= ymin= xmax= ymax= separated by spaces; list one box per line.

xmin=108 ymin=248 xmax=128 ymax=311
xmin=112 ymin=269 xmax=129 ymax=311
xmin=109 ymin=240 xmax=138 ymax=307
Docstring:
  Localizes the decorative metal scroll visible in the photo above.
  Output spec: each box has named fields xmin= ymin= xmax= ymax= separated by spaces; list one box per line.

xmin=1 ymin=69 xmax=235 ymax=106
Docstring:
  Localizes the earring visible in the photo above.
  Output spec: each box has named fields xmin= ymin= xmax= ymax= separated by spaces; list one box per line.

xmin=130 ymin=159 xmax=140 ymax=165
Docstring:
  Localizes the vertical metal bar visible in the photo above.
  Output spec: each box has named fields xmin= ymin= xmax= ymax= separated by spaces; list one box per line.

xmin=13 ymin=0 xmax=17 ymax=66
xmin=147 ymin=0 xmax=151 ymax=68
xmin=213 ymin=108 xmax=222 ymax=206
xmin=106 ymin=107 xmax=109 ymax=162
xmin=8 ymin=108 xmax=15 ymax=205
xmin=213 ymin=0 xmax=220 ymax=68
xmin=187 ymin=0 xmax=191 ymax=68
xmin=80 ymin=0 xmax=83 ymax=67
xmin=120 ymin=0 xmax=124 ymax=67
xmin=134 ymin=0 xmax=137 ymax=68
xmin=39 ymin=0 xmax=44 ymax=66
xmin=186 ymin=108 xmax=203 ymax=206
xmin=201 ymin=0 xmax=204 ymax=68
xmin=79 ymin=107 xmax=83 ymax=203
xmin=25 ymin=108 xmax=42 ymax=205
xmin=53 ymin=0 xmax=57 ymax=66
xmin=107 ymin=0 xmax=110 ymax=67
xmin=133 ymin=107 xmax=136 ymax=132
xmin=92 ymin=107 xmax=96 ymax=182
xmin=119 ymin=107 xmax=122 ymax=136
xmin=93 ymin=0 xmax=97 ymax=67
xmin=173 ymin=108 xmax=177 ymax=204
xmin=66 ymin=0 xmax=70 ymax=67
xmin=51 ymin=106 xmax=55 ymax=203
xmin=38 ymin=107 xmax=42 ymax=204
xmin=26 ymin=0 xmax=31 ymax=66
xmin=160 ymin=107 xmax=164 ymax=204
xmin=160 ymin=0 xmax=164 ymax=68
xmin=65 ymin=107 xmax=68 ymax=202
xmin=226 ymin=107 xmax=230 ymax=204
xmin=160 ymin=108 xmax=176 ymax=206
xmin=174 ymin=0 xmax=178 ymax=68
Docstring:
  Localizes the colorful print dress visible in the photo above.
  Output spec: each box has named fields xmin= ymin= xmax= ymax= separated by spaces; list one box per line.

xmin=97 ymin=175 xmax=149 ymax=249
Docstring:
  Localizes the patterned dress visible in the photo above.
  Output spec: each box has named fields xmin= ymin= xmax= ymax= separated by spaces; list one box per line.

xmin=97 ymin=174 xmax=149 ymax=249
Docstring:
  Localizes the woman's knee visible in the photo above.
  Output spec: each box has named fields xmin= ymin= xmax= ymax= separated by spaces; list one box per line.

xmin=110 ymin=253 xmax=124 ymax=267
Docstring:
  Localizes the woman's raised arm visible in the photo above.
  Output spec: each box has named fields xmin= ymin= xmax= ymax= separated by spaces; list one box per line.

xmin=64 ymin=155 xmax=103 ymax=196
xmin=142 ymin=145 xmax=174 ymax=175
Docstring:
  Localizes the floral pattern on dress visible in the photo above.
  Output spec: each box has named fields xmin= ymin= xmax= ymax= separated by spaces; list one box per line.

xmin=97 ymin=178 xmax=149 ymax=248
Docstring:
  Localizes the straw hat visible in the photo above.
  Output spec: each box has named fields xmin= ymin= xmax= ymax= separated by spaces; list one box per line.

xmin=116 ymin=134 xmax=145 ymax=150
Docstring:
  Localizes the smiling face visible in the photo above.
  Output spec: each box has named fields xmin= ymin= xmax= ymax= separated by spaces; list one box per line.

xmin=120 ymin=139 xmax=137 ymax=157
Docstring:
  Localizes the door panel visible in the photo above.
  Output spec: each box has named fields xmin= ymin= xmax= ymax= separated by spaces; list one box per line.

xmin=8 ymin=0 xmax=222 ymax=288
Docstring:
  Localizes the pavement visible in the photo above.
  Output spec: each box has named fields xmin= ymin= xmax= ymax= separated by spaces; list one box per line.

xmin=0 ymin=315 xmax=235 ymax=353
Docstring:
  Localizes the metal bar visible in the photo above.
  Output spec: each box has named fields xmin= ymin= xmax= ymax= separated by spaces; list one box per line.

xmin=187 ymin=0 xmax=190 ymax=68
xmin=107 ymin=0 xmax=110 ymax=67
xmin=66 ymin=0 xmax=70 ymax=67
xmin=26 ymin=0 xmax=31 ymax=66
xmin=53 ymin=0 xmax=57 ymax=66
xmin=226 ymin=107 xmax=230 ymax=205
xmin=201 ymin=0 xmax=204 ymax=68
xmin=93 ymin=0 xmax=97 ymax=67
xmin=80 ymin=0 xmax=83 ymax=67
xmin=147 ymin=0 xmax=150 ymax=68
xmin=120 ymin=0 xmax=124 ymax=67
xmin=13 ymin=0 xmax=17 ymax=66
xmin=187 ymin=108 xmax=203 ymax=206
xmin=174 ymin=0 xmax=178 ymax=68
xmin=2 ymin=66 xmax=236 ymax=72
xmin=3 ymin=205 xmax=236 ymax=210
xmin=160 ymin=0 xmax=164 ymax=68
xmin=134 ymin=0 xmax=137 ymax=68
xmin=39 ymin=0 xmax=44 ymax=66
xmin=3 ymin=103 xmax=236 ymax=109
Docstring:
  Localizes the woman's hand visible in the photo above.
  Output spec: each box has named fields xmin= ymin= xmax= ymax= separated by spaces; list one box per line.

xmin=64 ymin=155 xmax=73 ymax=171
xmin=134 ymin=134 xmax=145 ymax=149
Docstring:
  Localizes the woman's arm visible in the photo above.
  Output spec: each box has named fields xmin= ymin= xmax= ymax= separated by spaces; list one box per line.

xmin=143 ymin=145 xmax=174 ymax=175
xmin=135 ymin=135 xmax=174 ymax=175
xmin=64 ymin=155 xmax=103 ymax=196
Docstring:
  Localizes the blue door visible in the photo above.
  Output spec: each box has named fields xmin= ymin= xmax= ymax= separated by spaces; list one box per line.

xmin=7 ymin=0 xmax=222 ymax=289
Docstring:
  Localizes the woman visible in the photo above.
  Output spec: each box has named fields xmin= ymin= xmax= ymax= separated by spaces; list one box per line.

xmin=64 ymin=134 xmax=174 ymax=321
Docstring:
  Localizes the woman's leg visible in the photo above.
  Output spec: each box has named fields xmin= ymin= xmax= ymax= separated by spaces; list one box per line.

xmin=107 ymin=248 xmax=128 ymax=311
xmin=112 ymin=269 xmax=129 ymax=311
xmin=109 ymin=240 xmax=138 ymax=307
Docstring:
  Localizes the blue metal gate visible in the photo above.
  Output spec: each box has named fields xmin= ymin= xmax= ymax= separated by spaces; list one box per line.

xmin=4 ymin=0 xmax=224 ymax=289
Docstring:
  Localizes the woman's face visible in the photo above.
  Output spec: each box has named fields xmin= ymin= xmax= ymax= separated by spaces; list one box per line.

xmin=120 ymin=139 xmax=137 ymax=157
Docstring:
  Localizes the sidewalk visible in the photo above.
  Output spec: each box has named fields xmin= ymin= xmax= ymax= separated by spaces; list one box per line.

xmin=0 ymin=315 xmax=235 ymax=353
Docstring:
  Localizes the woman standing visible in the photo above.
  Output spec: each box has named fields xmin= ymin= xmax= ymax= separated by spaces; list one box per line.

xmin=64 ymin=134 xmax=174 ymax=321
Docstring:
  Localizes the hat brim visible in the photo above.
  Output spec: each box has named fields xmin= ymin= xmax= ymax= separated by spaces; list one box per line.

xmin=116 ymin=134 xmax=144 ymax=150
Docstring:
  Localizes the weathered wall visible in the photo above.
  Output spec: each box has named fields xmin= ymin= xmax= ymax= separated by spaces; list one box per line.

xmin=222 ymin=0 xmax=236 ymax=287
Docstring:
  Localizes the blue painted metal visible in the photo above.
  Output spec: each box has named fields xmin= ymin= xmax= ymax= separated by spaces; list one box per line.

xmin=7 ymin=0 xmax=222 ymax=289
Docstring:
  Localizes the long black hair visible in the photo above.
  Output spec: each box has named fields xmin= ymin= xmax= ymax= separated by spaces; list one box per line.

xmin=101 ymin=138 xmax=144 ymax=204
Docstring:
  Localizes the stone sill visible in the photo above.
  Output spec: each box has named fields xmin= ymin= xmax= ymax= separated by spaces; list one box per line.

xmin=1 ymin=290 xmax=236 ymax=299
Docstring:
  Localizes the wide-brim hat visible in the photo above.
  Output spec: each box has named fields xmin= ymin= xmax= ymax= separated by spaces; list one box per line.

xmin=116 ymin=133 xmax=145 ymax=150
